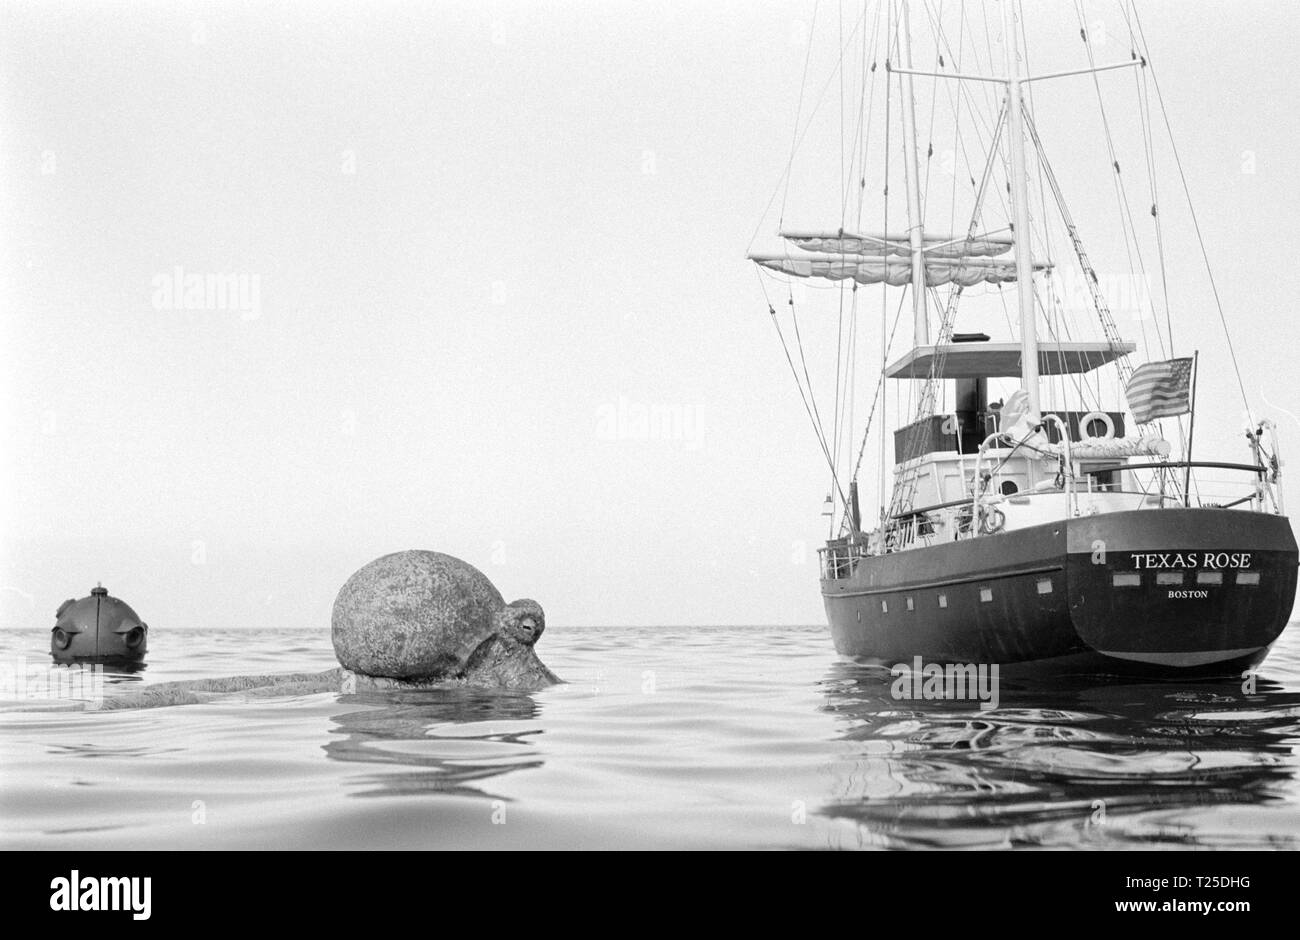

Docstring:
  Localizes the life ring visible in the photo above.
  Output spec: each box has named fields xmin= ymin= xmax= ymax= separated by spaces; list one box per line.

xmin=1079 ymin=411 xmax=1115 ymax=441
xmin=978 ymin=507 xmax=1006 ymax=535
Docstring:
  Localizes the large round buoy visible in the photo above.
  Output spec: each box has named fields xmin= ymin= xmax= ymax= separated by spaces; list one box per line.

xmin=1079 ymin=411 xmax=1115 ymax=441
xmin=51 ymin=584 xmax=148 ymax=666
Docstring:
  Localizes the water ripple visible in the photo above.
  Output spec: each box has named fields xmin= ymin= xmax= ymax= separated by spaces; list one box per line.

xmin=1 ymin=623 xmax=1298 ymax=848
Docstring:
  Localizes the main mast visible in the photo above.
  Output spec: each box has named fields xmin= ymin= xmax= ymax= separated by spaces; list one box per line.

xmin=1001 ymin=0 xmax=1041 ymax=419
xmin=898 ymin=2 xmax=928 ymax=345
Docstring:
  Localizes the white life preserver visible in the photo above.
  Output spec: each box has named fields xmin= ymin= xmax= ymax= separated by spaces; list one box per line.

xmin=978 ymin=507 xmax=1006 ymax=535
xmin=1079 ymin=411 xmax=1115 ymax=441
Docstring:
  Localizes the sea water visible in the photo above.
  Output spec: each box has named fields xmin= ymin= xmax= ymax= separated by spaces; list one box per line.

xmin=2 ymin=624 xmax=1299 ymax=849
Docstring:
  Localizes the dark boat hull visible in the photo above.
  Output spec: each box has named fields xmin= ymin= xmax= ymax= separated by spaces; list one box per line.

xmin=823 ymin=509 xmax=1298 ymax=677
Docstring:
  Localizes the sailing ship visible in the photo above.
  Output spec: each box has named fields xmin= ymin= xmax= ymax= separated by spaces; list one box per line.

xmin=749 ymin=0 xmax=1296 ymax=676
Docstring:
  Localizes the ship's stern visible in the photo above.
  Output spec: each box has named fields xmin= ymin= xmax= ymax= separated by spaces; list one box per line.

xmin=1066 ymin=509 xmax=1298 ymax=675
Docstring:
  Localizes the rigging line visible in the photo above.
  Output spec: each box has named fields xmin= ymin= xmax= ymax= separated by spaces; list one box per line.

xmin=1023 ymin=111 xmax=1128 ymax=390
xmin=853 ymin=0 xmax=883 ymax=228
xmin=1109 ymin=2 xmax=1157 ymax=402
xmin=779 ymin=0 xmax=820 ymax=230
xmin=837 ymin=0 xmax=847 ymax=481
xmin=841 ymin=5 xmax=881 ymax=482
xmin=840 ymin=66 xmax=859 ymax=476
xmin=920 ymin=0 xmax=943 ymax=214
xmin=838 ymin=0 xmax=847 ymax=217
xmin=788 ymin=286 xmax=836 ymax=471
xmin=1018 ymin=0 xmax=1068 ymax=391
xmin=831 ymin=0 xmax=851 ymax=480
xmin=1086 ymin=0 xmax=1178 ymax=455
xmin=888 ymin=94 xmax=1009 ymax=519
xmin=1077 ymin=0 xmax=1186 ymax=451
xmin=1097 ymin=6 xmax=1180 ymax=460
xmin=846 ymin=286 xmax=858 ymax=483
xmin=747 ymin=2 xmax=872 ymax=255
xmin=927 ymin=2 xmax=1015 ymax=226
xmin=1070 ymin=4 xmax=1138 ymax=255
xmin=1124 ymin=4 xmax=1174 ymax=358
xmin=878 ymin=0 xmax=894 ymax=523
xmin=852 ymin=288 xmax=909 ymax=482
xmin=758 ymin=272 xmax=850 ymax=508
xmin=841 ymin=1 xmax=884 ymax=475
xmin=1073 ymin=0 xmax=1160 ymax=354
xmin=891 ymin=100 xmax=1006 ymax=505
xmin=947 ymin=0 xmax=965 ymax=265
xmin=1131 ymin=4 xmax=1251 ymax=426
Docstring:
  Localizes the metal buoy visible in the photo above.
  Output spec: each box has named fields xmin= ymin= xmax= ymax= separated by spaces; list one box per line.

xmin=51 ymin=583 xmax=148 ymax=665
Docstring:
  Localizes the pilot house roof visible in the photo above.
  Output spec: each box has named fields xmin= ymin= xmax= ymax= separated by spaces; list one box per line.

xmin=884 ymin=341 xmax=1135 ymax=380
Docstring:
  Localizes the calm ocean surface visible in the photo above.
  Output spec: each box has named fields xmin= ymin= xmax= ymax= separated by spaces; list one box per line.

xmin=3 ymin=624 xmax=1300 ymax=850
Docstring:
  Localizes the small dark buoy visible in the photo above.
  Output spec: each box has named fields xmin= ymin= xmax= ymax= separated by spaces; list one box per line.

xmin=51 ymin=583 xmax=148 ymax=666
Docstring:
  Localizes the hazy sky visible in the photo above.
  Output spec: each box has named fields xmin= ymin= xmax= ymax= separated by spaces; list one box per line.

xmin=3 ymin=1 xmax=1299 ymax=631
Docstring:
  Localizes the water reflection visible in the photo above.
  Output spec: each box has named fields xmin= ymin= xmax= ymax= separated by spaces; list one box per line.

xmin=817 ymin=661 xmax=1300 ymax=849
xmin=323 ymin=688 xmax=544 ymax=801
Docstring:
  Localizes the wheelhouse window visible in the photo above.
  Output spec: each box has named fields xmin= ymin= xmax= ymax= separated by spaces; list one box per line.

xmin=1090 ymin=464 xmax=1122 ymax=493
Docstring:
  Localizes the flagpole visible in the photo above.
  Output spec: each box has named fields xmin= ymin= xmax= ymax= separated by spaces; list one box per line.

xmin=1184 ymin=350 xmax=1200 ymax=507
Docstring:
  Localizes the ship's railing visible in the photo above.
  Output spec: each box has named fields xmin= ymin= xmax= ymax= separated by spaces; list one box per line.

xmin=831 ymin=461 xmax=1281 ymax=571
xmin=878 ymin=497 xmax=975 ymax=554
xmin=819 ymin=539 xmax=870 ymax=579
xmin=1089 ymin=461 xmax=1278 ymax=513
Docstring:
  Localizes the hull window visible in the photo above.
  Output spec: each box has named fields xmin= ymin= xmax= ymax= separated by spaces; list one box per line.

xmin=1036 ymin=578 xmax=1052 ymax=594
xmin=1156 ymin=572 xmax=1183 ymax=585
xmin=1237 ymin=572 xmax=1261 ymax=586
xmin=1113 ymin=573 xmax=1141 ymax=587
xmin=1197 ymin=571 xmax=1224 ymax=586
xmin=979 ymin=587 xmax=993 ymax=603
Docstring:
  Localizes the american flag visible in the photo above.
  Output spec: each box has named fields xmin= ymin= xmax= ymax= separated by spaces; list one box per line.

xmin=1125 ymin=357 xmax=1194 ymax=424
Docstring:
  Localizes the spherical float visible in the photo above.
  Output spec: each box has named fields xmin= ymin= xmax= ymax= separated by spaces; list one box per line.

xmin=51 ymin=584 xmax=148 ymax=665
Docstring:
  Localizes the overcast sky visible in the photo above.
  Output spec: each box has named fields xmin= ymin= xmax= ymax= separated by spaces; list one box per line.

xmin=2 ymin=0 xmax=1298 ymax=631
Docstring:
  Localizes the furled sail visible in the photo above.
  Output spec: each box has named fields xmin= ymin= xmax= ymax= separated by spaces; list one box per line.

xmin=780 ymin=230 xmax=1013 ymax=258
xmin=748 ymin=250 xmax=1049 ymax=288
xmin=1039 ymin=435 xmax=1173 ymax=460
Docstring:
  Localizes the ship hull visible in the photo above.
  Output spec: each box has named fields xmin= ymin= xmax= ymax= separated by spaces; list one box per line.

xmin=823 ymin=509 xmax=1298 ymax=677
